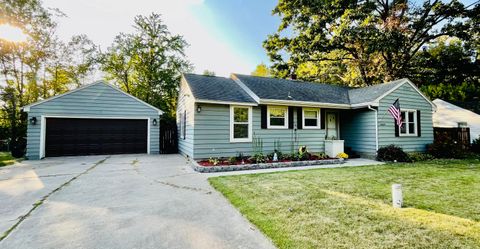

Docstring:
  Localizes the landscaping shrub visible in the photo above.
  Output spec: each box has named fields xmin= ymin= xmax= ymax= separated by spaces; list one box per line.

xmin=9 ymin=137 xmax=26 ymax=158
xmin=408 ymin=152 xmax=435 ymax=162
xmin=376 ymin=144 xmax=410 ymax=162
xmin=427 ymin=133 xmax=466 ymax=159
xmin=472 ymin=135 xmax=480 ymax=154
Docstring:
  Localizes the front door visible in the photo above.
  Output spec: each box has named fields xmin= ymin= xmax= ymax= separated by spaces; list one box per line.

xmin=326 ymin=112 xmax=338 ymax=139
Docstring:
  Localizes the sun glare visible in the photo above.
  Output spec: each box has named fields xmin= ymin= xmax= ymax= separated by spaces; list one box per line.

xmin=0 ymin=24 xmax=27 ymax=42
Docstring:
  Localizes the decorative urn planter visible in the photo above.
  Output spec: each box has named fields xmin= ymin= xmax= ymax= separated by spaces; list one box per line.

xmin=324 ymin=140 xmax=344 ymax=158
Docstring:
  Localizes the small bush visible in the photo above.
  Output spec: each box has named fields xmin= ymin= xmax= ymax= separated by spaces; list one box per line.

xmin=408 ymin=152 xmax=435 ymax=162
xmin=427 ymin=133 xmax=466 ymax=159
xmin=9 ymin=138 xmax=26 ymax=158
xmin=377 ymin=144 xmax=410 ymax=162
xmin=228 ymin=157 xmax=236 ymax=165
xmin=472 ymin=136 xmax=480 ymax=154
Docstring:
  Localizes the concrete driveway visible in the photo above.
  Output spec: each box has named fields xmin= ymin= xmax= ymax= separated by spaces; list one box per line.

xmin=0 ymin=154 xmax=275 ymax=249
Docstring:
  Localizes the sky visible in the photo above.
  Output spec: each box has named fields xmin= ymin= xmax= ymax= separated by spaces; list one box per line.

xmin=42 ymin=0 xmax=280 ymax=77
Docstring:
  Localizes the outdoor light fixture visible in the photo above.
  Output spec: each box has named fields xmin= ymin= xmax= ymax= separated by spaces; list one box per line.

xmin=197 ymin=105 xmax=202 ymax=113
xmin=153 ymin=119 xmax=158 ymax=126
xmin=29 ymin=117 xmax=37 ymax=125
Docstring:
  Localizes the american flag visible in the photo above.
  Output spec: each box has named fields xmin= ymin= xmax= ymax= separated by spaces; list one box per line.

xmin=388 ymin=98 xmax=403 ymax=127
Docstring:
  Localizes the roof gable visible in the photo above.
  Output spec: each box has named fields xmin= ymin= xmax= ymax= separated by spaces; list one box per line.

xmin=22 ymin=81 xmax=163 ymax=114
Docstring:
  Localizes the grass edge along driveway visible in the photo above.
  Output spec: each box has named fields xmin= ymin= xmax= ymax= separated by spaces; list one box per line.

xmin=209 ymin=159 xmax=480 ymax=249
xmin=0 ymin=152 xmax=16 ymax=167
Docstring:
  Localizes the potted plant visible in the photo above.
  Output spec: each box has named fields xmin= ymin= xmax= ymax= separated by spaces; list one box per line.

xmin=324 ymin=136 xmax=344 ymax=158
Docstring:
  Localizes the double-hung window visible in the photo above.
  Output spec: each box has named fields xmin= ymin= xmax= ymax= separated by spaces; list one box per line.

xmin=400 ymin=109 xmax=417 ymax=136
xmin=267 ymin=106 xmax=288 ymax=129
xmin=230 ymin=106 xmax=252 ymax=142
xmin=303 ymin=108 xmax=320 ymax=129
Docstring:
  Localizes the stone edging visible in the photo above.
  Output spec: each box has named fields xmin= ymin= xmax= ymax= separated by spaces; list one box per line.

xmin=191 ymin=158 xmax=345 ymax=173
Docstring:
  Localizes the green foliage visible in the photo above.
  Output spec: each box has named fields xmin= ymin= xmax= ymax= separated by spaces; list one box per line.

xmin=298 ymin=146 xmax=310 ymax=160
xmin=264 ymin=0 xmax=477 ymax=87
xmin=251 ymin=153 xmax=266 ymax=164
xmin=427 ymin=134 xmax=467 ymax=159
xmin=228 ymin=156 xmax=237 ymax=165
xmin=407 ymin=152 xmax=435 ymax=162
xmin=377 ymin=145 xmax=410 ymax=162
xmin=99 ymin=13 xmax=192 ymax=119
xmin=252 ymin=133 xmax=263 ymax=155
xmin=208 ymin=157 xmax=219 ymax=166
xmin=202 ymin=70 xmax=215 ymax=76
xmin=472 ymin=136 xmax=480 ymax=154
xmin=251 ymin=63 xmax=270 ymax=77
xmin=0 ymin=0 xmax=97 ymax=141
xmin=413 ymin=38 xmax=480 ymax=102
xmin=0 ymin=152 xmax=16 ymax=167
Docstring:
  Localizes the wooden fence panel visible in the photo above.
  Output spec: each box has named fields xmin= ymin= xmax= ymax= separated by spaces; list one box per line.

xmin=434 ymin=127 xmax=470 ymax=149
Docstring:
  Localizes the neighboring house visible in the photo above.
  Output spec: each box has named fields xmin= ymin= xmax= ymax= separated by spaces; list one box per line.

xmin=433 ymin=99 xmax=480 ymax=142
xmin=178 ymin=74 xmax=435 ymax=159
xmin=23 ymin=81 xmax=163 ymax=159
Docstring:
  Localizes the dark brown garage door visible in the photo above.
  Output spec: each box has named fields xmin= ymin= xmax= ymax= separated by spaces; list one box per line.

xmin=45 ymin=118 xmax=148 ymax=157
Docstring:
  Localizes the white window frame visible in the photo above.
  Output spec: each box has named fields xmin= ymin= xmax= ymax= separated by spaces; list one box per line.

xmin=267 ymin=106 xmax=289 ymax=129
xmin=302 ymin=107 xmax=321 ymax=129
xmin=399 ymin=109 xmax=417 ymax=137
xmin=230 ymin=105 xmax=252 ymax=143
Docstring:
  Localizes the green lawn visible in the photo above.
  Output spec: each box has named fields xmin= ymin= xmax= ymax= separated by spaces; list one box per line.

xmin=0 ymin=152 xmax=16 ymax=167
xmin=209 ymin=160 xmax=480 ymax=249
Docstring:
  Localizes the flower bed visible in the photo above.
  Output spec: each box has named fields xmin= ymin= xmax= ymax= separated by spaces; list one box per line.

xmin=192 ymin=158 xmax=345 ymax=173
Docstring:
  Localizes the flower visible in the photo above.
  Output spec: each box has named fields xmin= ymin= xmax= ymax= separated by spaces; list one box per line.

xmin=336 ymin=152 xmax=349 ymax=159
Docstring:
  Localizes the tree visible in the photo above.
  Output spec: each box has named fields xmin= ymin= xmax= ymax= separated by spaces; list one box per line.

xmin=413 ymin=37 xmax=480 ymax=102
xmin=100 ymin=13 xmax=192 ymax=119
xmin=265 ymin=0 xmax=477 ymax=86
xmin=251 ymin=63 xmax=270 ymax=77
xmin=202 ymin=70 xmax=215 ymax=76
xmin=0 ymin=0 xmax=97 ymax=145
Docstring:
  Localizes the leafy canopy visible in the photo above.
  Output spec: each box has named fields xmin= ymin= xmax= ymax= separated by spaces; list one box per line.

xmin=265 ymin=0 xmax=477 ymax=86
xmin=100 ymin=13 xmax=192 ymax=119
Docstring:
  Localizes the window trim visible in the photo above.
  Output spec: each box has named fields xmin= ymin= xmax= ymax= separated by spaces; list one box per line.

xmin=302 ymin=107 xmax=321 ymax=129
xmin=399 ymin=109 xmax=417 ymax=137
xmin=230 ymin=105 xmax=252 ymax=143
xmin=267 ymin=105 xmax=289 ymax=129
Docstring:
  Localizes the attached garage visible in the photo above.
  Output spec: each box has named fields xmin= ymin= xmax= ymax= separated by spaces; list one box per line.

xmin=23 ymin=81 xmax=163 ymax=159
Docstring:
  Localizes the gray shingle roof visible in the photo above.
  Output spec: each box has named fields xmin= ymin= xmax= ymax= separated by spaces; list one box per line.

xmin=348 ymin=79 xmax=406 ymax=104
xmin=183 ymin=73 xmax=408 ymax=106
xmin=183 ymin=74 xmax=256 ymax=103
xmin=234 ymin=74 xmax=350 ymax=105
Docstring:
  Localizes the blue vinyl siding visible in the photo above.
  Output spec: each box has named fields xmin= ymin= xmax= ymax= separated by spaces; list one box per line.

xmin=26 ymin=82 xmax=160 ymax=159
xmin=340 ymin=109 xmax=376 ymax=155
xmin=177 ymin=79 xmax=195 ymax=158
xmin=193 ymin=104 xmax=326 ymax=159
xmin=377 ymin=83 xmax=434 ymax=151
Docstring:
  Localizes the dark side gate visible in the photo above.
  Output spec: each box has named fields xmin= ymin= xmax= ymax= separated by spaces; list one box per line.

xmin=160 ymin=119 xmax=178 ymax=154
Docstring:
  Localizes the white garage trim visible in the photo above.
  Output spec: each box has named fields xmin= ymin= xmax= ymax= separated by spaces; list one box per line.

xmin=39 ymin=115 xmax=152 ymax=159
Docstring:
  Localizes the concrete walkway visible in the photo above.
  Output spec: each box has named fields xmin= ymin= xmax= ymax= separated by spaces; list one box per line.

xmin=0 ymin=154 xmax=275 ymax=249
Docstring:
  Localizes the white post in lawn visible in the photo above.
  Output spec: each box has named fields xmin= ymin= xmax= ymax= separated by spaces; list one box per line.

xmin=392 ymin=184 xmax=403 ymax=208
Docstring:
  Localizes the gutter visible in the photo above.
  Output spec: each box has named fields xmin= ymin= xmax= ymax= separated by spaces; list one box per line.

xmin=368 ymin=105 xmax=379 ymax=153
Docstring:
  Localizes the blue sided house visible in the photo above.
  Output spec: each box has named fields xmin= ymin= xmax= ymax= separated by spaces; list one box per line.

xmin=177 ymin=74 xmax=435 ymax=159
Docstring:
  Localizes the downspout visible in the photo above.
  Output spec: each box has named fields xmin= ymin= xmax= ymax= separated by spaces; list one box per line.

xmin=368 ymin=105 xmax=379 ymax=153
